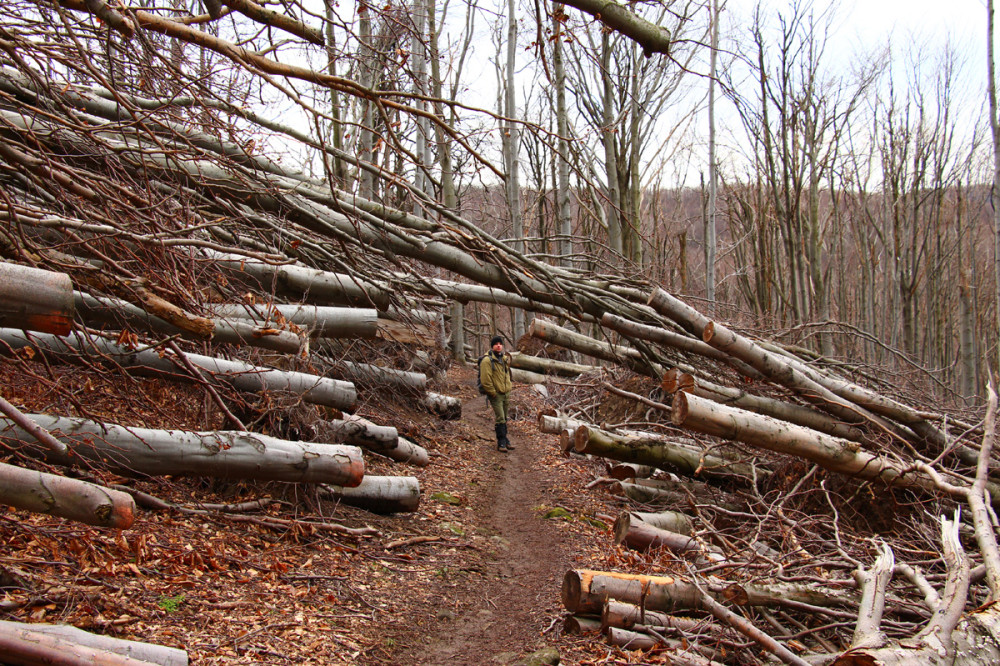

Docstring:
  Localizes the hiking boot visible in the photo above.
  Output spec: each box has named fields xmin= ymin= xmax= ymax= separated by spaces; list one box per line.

xmin=499 ymin=423 xmax=514 ymax=451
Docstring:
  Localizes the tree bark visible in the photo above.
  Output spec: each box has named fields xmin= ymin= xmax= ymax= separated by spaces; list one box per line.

xmin=528 ymin=318 xmax=661 ymax=376
xmin=323 ymin=475 xmax=420 ymax=513
xmin=210 ymin=303 xmax=378 ymax=339
xmin=0 ymin=621 xmax=187 ymax=666
xmin=76 ymin=291 xmax=301 ymax=354
xmin=0 ymin=262 xmax=74 ymax=335
xmin=3 ymin=414 xmax=365 ymax=486
xmin=422 ymin=392 xmax=461 ymax=420
xmin=574 ymin=424 xmax=756 ymax=481
xmin=510 ymin=351 xmax=597 ymax=377
xmin=0 ymin=461 xmax=135 ymax=529
xmin=0 ymin=329 xmax=357 ymax=411
xmin=612 ymin=512 xmax=704 ymax=554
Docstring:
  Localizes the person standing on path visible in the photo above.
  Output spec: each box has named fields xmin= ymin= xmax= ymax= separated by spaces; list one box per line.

xmin=480 ymin=335 xmax=515 ymax=452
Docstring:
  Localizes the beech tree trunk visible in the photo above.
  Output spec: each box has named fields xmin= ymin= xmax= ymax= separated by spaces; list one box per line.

xmin=509 ymin=352 xmax=596 ymax=377
xmin=210 ymin=303 xmax=378 ymax=339
xmin=672 ymin=392 xmax=1000 ymax=506
xmin=323 ymin=475 xmax=420 ymax=513
xmin=0 ymin=262 xmax=74 ymax=335
xmin=0 ymin=329 xmax=357 ymax=411
xmin=0 ymin=621 xmax=187 ymax=665
xmin=3 ymin=414 xmax=365 ymax=486
xmin=0 ymin=461 xmax=135 ymax=528
xmin=422 ymin=392 xmax=462 ymax=419
xmin=76 ymin=291 xmax=301 ymax=353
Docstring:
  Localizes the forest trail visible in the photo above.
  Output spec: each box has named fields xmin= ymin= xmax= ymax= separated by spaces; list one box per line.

xmin=371 ymin=366 xmax=586 ymax=665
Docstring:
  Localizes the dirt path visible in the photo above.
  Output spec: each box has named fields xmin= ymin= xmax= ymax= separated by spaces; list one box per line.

xmin=369 ymin=368 xmax=589 ymax=665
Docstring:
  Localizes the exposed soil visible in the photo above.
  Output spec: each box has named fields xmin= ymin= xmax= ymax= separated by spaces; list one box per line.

xmin=1 ymin=360 xmax=630 ymax=665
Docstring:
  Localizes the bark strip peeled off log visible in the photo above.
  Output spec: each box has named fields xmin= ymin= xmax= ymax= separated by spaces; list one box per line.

xmin=422 ymin=392 xmax=461 ymax=420
xmin=210 ymin=303 xmax=378 ymax=339
xmin=0 ymin=329 xmax=357 ymax=411
xmin=76 ymin=291 xmax=301 ymax=354
xmin=0 ymin=461 xmax=135 ymax=529
xmin=671 ymin=392 xmax=1000 ymax=505
xmin=573 ymin=424 xmax=757 ymax=482
xmin=602 ymin=312 xmax=762 ymax=381
xmin=562 ymin=569 xmax=854 ymax=617
xmin=0 ymin=621 xmax=188 ymax=665
xmin=528 ymin=318 xmax=661 ymax=377
xmin=1 ymin=414 xmax=365 ymax=486
xmin=663 ymin=369 xmax=865 ymax=442
xmin=323 ymin=475 xmax=420 ymax=513
xmin=0 ymin=262 xmax=74 ymax=335
xmin=509 ymin=351 xmax=596 ymax=377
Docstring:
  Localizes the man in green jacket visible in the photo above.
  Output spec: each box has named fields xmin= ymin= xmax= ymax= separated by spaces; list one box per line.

xmin=479 ymin=335 xmax=515 ymax=452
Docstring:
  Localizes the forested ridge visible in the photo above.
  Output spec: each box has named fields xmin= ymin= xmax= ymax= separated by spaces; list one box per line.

xmin=2 ymin=0 xmax=1000 ymax=664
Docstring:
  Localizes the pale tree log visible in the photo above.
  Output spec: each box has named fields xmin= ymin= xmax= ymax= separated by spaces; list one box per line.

xmin=602 ymin=601 xmax=707 ymax=633
xmin=562 ymin=569 xmax=856 ymax=616
xmin=0 ymin=621 xmax=187 ymax=666
xmin=602 ymin=312 xmax=762 ymax=380
xmin=76 ymin=291 xmax=301 ymax=354
xmin=422 ymin=392 xmax=461 ymax=420
xmin=0 ymin=394 xmax=67 ymax=454
xmin=2 ymin=414 xmax=365 ymax=486
xmin=318 ymin=416 xmax=399 ymax=452
xmin=528 ymin=318 xmax=662 ymax=376
xmin=0 ymin=329 xmax=357 ymax=411
xmin=0 ymin=461 xmax=135 ymax=528
xmin=385 ymin=436 xmax=430 ymax=467
xmin=563 ymin=616 xmax=602 ymax=635
xmin=672 ymin=391 xmax=1000 ymax=506
xmin=662 ymin=369 xmax=865 ymax=442
xmin=537 ymin=412 xmax=589 ymax=434
xmin=605 ymin=628 xmax=727 ymax=665
xmin=649 ymin=289 xmax=901 ymax=439
xmin=511 ymin=368 xmax=547 ymax=385
xmin=612 ymin=481 xmax=741 ymax=513
xmin=574 ymin=424 xmax=758 ymax=481
xmin=510 ymin=352 xmax=598 ymax=377
xmin=209 ymin=303 xmax=378 ymax=339
xmin=629 ymin=510 xmax=694 ymax=534
xmin=0 ymin=262 xmax=74 ymax=335
xmin=322 ymin=475 xmax=420 ymax=513
xmin=612 ymin=512 xmax=720 ymax=559
xmin=449 ymin=300 xmax=464 ymax=362
xmin=0 ymin=629 xmax=159 ymax=666
xmin=325 ymin=361 xmax=427 ymax=395
xmin=606 ymin=462 xmax=655 ymax=480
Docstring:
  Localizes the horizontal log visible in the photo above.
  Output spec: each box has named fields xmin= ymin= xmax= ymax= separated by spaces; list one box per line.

xmin=382 ymin=436 xmax=430 ymax=467
xmin=509 ymin=352 xmax=596 ymax=377
xmin=0 ymin=621 xmax=187 ymax=665
xmin=573 ymin=424 xmax=757 ymax=481
xmin=511 ymin=367 xmax=547 ymax=385
xmin=562 ymin=569 xmax=854 ymax=616
xmin=606 ymin=462 xmax=655 ymax=480
xmin=0 ymin=461 xmax=135 ymax=528
xmin=0 ymin=261 xmax=74 ymax=335
xmin=423 ymin=392 xmax=461 ymax=420
xmin=612 ymin=513 xmax=723 ymax=563
xmin=663 ymin=369 xmax=865 ymax=442
xmin=602 ymin=601 xmax=706 ymax=633
xmin=562 ymin=615 xmax=602 ymax=635
xmin=325 ymin=360 xmax=427 ymax=394
xmin=210 ymin=303 xmax=378 ymax=339
xmin=0 ymin=329 xmax=357 ymax=411
xmin=317 ymin=416 xmax=398 ymax=452
xmin=2 ymin=414 xmax=365 ymax=486
xmin=76 ymin=291 xmax=301 ymax=353
xmin=630 ymin=510 xmax=693 ymax=535
xmin=323 ymin=475 xmax=420 ymax=513
xmin=538 ymin=412 xmax=588 ymax=435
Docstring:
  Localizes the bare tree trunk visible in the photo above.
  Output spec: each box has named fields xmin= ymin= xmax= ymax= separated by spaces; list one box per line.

xmin=4 ymin=414 xmax=365 ymax=486
xmin=0 ymin=621 xmax=187 ymax=666
xmin=0 ymin=262 xmax=74 ymax=335
xmin=0 ymin=461 xmax=135 ymax=528
xmin=323 ymin=475 xmax=420 ymax=513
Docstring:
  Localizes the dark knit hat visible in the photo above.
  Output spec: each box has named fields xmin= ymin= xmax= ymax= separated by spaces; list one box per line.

xmin=490 ymin=335 xmax=503 ymax=347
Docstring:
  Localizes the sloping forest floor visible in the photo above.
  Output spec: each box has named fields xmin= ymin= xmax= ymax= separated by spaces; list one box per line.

xmin=1 ymin=360 xmax=664 ymax=665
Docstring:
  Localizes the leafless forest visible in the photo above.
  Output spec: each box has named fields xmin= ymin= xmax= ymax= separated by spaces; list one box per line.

xmin=3 ymin=0 xmax=1000 ymax=664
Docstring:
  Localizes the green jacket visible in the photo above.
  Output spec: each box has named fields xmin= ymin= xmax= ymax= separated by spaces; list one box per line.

xmin=479 ymin=351 xmax=512 ymax=397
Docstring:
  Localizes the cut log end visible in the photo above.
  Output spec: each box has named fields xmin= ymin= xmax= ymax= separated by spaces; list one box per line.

xmin=702 ymin=320 xmax=715 ymax=343
xmin=573 ymin=425 xmax=591 ymax=452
